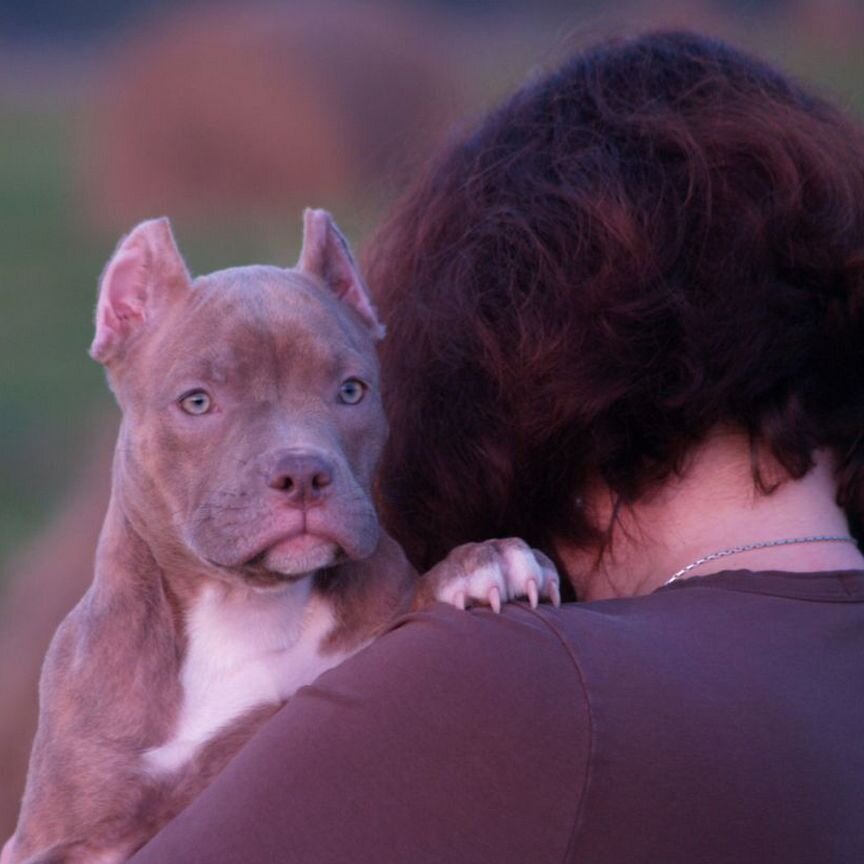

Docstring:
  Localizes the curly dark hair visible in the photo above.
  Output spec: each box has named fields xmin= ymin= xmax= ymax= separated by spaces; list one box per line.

xmin=366 ymin=31 xmax=864 ymax=576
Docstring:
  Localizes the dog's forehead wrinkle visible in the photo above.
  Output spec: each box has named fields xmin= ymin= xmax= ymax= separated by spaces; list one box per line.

xmin=195 ymin=265 xmax=315 ymax=309
xmin=194 ymin=264 xmax=290 ymax=291
xmin=192 ymin=265 xmax=373 ymax=356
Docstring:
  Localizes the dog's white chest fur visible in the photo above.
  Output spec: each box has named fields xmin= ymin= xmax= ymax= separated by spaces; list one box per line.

xmin=144 ymin=579 xmax=350 ymax=775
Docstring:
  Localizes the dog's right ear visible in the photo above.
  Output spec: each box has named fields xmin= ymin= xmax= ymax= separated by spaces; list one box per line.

xmin=90 ymin=218 xmax=190 ymax=365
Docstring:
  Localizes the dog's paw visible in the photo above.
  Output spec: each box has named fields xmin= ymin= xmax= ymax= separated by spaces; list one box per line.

xmin=429 ymin=538 xmax=561 ymax=613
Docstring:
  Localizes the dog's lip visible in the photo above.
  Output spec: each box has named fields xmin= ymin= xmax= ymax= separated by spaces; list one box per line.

xmin=259 ymin=531 xmax=332 ymax=559
xmin=202 ymin=529 xmax=338 ymax=572
xmin=241 ymin=528 xmax=336 ymax=568
xmin=203 ymin=530 xmax=338 ymax=587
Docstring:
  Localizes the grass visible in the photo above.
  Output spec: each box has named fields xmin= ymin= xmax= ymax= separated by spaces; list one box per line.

xmin=0 ymin=107 xmax=105 ymax=569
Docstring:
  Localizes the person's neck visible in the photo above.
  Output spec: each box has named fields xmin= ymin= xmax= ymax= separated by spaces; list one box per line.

xmin=557 ymin=432 xmax=864 ymax=601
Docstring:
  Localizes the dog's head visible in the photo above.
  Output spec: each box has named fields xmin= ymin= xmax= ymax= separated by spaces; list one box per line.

xmin=91 ymin=210 xmax=387 ymax=589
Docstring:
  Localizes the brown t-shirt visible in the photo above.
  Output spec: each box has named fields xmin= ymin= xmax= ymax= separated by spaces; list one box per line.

xmin=129 ymin=569 xmax=864 ymax=863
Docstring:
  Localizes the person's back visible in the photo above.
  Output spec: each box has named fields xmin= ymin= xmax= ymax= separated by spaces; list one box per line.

xmin=545 ymin=569 xmax=864 ymax=862
xmin=360 ymin=30 xmax=864 ymax=858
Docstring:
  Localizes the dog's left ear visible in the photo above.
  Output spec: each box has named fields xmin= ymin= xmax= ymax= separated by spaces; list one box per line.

xmin=297 ymin=209 xmax=386 ymax=341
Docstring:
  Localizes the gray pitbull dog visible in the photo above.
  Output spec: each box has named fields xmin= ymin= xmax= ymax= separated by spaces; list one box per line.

xmin=6 ymin=211 xmax=558 ymax=864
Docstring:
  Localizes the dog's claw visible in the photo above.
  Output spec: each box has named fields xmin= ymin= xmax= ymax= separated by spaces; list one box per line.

xmin=431 ymin=539 xmax=563 ymax=613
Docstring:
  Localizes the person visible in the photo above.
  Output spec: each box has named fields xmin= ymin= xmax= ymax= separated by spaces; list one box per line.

xmin=127 ymin=31 xmax=864 ymax=863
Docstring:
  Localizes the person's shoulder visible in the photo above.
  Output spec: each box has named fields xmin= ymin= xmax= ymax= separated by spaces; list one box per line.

xmin=381 ymin=601 xmax=580 ymax=664
xmin=334 ymin=602 xmax=590 ymax=714
xmin=302 ymin=602 xmax=593 ymax=805
xmin=285 ymin=603 xmax=592 ymax=863
xmin=361 ymin=596 xmax=694 ymax=708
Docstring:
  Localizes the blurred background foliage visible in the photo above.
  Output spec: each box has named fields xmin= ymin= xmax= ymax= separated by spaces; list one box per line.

xmin=1 ymin=0 xmax=863 ymax=576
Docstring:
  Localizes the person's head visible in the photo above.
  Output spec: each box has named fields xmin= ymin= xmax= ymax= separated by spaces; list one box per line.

xmin=366 ymin=31 xmax=864 ymax=586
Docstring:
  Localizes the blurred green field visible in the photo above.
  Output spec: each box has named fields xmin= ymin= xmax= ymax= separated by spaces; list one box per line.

xmin=0 ymin=106 xmax=103 ymax=567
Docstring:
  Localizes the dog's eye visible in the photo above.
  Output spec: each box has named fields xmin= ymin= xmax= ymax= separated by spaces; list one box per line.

xmin=179 ymin=390 xmax=212 ymax=415
xmin=338 ymin=378 xmax=366 ymax=405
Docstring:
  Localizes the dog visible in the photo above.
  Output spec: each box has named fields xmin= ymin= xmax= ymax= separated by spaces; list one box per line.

xmin=4 ymin=210 xmax=558 ymax=864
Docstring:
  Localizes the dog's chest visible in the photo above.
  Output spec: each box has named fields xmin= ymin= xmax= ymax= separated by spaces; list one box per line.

xmin=144 ymin=581 xmax=352 ymax=775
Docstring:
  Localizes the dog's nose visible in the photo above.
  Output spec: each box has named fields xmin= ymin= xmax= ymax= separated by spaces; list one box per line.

xmin=268 ymin=453 xmax=334 ymax=506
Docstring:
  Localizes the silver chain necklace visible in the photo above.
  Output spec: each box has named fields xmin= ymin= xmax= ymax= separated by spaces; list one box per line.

xmin=664 ymin=535 xmax=857 ymax=586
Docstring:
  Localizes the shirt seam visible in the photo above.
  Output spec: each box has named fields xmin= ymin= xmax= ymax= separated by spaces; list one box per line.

xmin=519 ymin=604 xmax=595 ymax=864
xmin=660 ymin=583 xmax=864 ymax=603
xmin=658 ymin=569 xmax=864 ymax=603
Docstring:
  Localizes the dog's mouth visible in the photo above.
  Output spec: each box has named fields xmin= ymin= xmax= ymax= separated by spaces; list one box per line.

xmin=195 ymin=501 xmax=379 ymax=589
xmin=208 ymin=530 xmax=345 ymax=589
xmin=250 ymin=532 xmax=342 ymax=575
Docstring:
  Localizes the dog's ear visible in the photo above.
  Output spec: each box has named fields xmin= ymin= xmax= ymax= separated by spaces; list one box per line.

xmin=90 ymin=217 xmax=191 ymax=364
xmin=297 ymin=209 xmax=386 ymax=340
